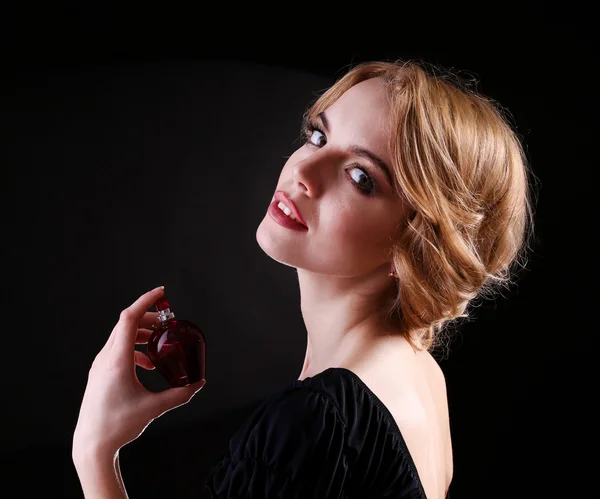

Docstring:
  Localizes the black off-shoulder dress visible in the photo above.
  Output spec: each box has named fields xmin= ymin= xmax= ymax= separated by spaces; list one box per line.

xmin=204 ymin=367 xmax=448 ymax=498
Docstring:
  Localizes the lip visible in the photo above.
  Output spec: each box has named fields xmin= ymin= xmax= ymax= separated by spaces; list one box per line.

xmin=273 ymin=191 xmax=308 ymax=228
xmin=268 ymin=201 xmax=309 ymax=232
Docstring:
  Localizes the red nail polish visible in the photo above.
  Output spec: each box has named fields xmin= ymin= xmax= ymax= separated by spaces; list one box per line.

xmin=146 ymin=296 xmax=206 ymax=388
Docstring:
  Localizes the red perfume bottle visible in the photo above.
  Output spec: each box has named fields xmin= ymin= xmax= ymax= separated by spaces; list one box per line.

xmin=146 ymin=296 xmax=206 ymax=388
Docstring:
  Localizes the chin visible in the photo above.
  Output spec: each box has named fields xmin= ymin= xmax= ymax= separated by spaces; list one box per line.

xmin=255 ymin=218 xmax=297 ymax=267
xmin=256 ymin=217 xmax=374 ymax=276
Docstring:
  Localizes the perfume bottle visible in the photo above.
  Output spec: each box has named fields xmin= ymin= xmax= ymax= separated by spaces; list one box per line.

xmin=146 ymin=296 xmax=206 ymax=388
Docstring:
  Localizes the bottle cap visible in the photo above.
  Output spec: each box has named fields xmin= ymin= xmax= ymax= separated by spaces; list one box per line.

xmin=154 ymin=297 xmax=170 ymax=312
xmin=154 ymin=296 xmax=175 ymax=322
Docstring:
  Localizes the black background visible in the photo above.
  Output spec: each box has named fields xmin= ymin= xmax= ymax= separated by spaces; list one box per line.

xmin=1 ymin=3 xmax=596 ymax=498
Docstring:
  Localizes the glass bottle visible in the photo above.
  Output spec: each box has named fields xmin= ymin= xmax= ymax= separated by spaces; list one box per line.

xmin=146 ymin=296 xmax=206 ymax=388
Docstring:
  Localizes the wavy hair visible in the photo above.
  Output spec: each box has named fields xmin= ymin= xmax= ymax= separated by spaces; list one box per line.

xmin=304 ymin=60 xmax=539 ymax=354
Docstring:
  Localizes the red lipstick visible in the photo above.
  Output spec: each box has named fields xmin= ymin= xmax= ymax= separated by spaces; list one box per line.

xmin=274 ymin=191 xmax=307 ymax=227
xmin=268 ymin=199 xmax=309 ymax=232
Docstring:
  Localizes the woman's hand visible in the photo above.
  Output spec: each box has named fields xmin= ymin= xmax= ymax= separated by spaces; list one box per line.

xmin=73 ymin=286 xmax=206 ymax=457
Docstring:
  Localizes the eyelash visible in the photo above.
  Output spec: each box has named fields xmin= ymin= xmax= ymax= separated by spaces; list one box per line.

xmin=300 ymin=118 xmax=377 ymax=196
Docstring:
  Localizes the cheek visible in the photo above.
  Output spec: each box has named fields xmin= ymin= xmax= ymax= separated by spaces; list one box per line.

xmin=326 ymin=205 xmax=396 ymax=255
xmin=327 ymin=206 xmax=380 ymax=242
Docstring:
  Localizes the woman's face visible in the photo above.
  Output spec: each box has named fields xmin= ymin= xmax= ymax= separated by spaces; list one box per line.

xmin=256 ymin=77 xmax=412 ymax=278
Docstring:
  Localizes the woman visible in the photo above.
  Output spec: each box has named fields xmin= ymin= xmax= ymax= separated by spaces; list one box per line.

xmin=72 ymin=60 xmax=536 ymax=498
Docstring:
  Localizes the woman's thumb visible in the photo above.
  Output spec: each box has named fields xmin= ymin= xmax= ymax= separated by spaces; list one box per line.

xmin=153 ymin=379 xmax=206 ymax=416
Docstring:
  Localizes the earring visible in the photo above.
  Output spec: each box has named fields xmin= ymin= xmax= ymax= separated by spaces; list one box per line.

xmin=389 ymin=269 xmax=397 ymax=278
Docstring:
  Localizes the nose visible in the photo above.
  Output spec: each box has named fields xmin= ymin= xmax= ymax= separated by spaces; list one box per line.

xmin=292 ymin=149 xmax=330 ymax=197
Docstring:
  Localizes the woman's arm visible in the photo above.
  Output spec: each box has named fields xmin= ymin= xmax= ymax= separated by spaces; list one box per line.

xmin=72 ymin=444 xmax=128 ymax=499
xmin=71 ymin=287 xmax=205 ymax=498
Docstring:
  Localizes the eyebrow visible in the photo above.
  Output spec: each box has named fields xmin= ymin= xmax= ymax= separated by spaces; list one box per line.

xmin=318 ymin=111 xmax=394 ymax=187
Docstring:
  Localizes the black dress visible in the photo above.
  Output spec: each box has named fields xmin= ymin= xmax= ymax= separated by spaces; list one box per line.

xmin=204 ymin=367 xmax=444 ymax=498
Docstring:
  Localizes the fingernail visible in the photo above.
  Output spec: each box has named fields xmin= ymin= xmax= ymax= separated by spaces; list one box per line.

xmin=154 ymin=286 xmax=164 ymax=291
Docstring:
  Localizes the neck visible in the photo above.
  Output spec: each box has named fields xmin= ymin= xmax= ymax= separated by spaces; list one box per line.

xmin=296 ymin=265 xmax=397 ymax=380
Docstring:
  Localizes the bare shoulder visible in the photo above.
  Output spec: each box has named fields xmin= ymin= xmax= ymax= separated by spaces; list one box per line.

xmin=347 ymin=337 xmax=453 ymax=497
xmin=352 ymin=335 xmax=447 ymax=397
xmin=346 ymin=337 xmax=451 ymax=435
xmin=413 ymin=348 xmax=454 ymax=494
xmin=420 ymin=349 xmax=450 ymax=403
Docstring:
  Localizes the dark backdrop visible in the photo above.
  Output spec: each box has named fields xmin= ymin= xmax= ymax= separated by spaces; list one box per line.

xmin=1 ymin=5 xmax=596 ymax=499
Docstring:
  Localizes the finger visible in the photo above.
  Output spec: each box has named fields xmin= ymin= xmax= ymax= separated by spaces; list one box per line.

xmin=142 ymin=311 xmax=160 ymax=328
xmin=150 ymin=379 xmax=206 ymax=418
xmin=114 ymin=286 xmax=165 ymax=358
xmin=106 ymin=294 xmax=162 ymax=351
xmin=135 ymin=328 xmax=154 ymax=345
xmin=139 ymin=311 xmax=161 ymax=330
xmin=134 ymin=350 xmax=155 ymax=370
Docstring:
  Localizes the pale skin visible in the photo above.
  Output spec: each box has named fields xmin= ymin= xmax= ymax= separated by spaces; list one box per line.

xmin=256 ymin=77 xmax=453 ymax=497
xmin=72 ymin=286 xmax=206 ymax=498
xmin=73 ymin=78 xmax=452 ymax=499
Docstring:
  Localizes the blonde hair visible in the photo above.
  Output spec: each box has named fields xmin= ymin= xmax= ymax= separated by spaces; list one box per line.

xmin=304 ymin=60 xmax=539 ymax=354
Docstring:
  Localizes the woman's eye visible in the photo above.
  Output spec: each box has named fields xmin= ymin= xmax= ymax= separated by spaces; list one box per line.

xmin=349 ymin=166 xmax=374 ymax=192
xmin=309 ymin=129 xmax=326 ymax=147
